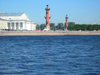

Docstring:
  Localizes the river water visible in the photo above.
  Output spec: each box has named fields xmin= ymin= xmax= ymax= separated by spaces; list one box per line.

xmin=0 ymin=36 xmax=100 ymax=75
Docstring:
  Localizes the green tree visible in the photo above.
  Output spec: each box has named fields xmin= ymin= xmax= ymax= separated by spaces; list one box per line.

xmin=36 ymin=24 xmax=40 ymax=29
xmin=93 ymin=25 xmax=99 ymax=31
xmin=75 ymin=25 xmax=80 ymax=31
xmin=37 ymin=23 xmax=100 ymax=31
xmin=57 ymin=23 xmax=64 ymax=30
xmin=81 ymin=24 xmax=88 ymax=31
xmin=74 ymin=24 xmax=81 ymax=31
xmin=50 ymin=23 xmax=55 ymax=30
xmin=68 ymin=22 xmax=75 ymax=26
xmin=88 ymin=25 xmax=93 ymax=31
xmin=99 ymin=25 xmax=100 ymax=30
xmin=64 ymin=23 xmax=67 ymax=29
xmin=40 ymin=24 xmax=46 ymax=30
xmin=67 ymin=25 xmax=74 ymax=30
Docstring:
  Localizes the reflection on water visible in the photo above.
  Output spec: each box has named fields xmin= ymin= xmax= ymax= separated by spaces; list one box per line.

xmin=0 ymin=36 xmax=100 ymax=75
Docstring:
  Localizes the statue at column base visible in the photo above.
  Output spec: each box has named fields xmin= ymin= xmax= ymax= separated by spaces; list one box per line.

xmin=43 ymin=26 xmax=50 ymax=31
xmin=65 ymin=28 xmax=68 ymax=31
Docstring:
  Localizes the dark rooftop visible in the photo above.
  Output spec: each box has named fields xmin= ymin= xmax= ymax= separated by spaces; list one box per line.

xmin=0 ymin=12 xmax=24 ymax=16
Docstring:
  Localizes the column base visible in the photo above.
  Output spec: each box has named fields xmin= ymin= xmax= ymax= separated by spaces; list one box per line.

xmin=43 ymin=26 xmax=50 ymax=31
xmin=65 ymin=28 xmax=68 ymax=31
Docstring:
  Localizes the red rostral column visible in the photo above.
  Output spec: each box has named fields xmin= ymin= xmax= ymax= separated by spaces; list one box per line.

xmin=45 ymin=5 xmax=50 ymax=30
xmin=65 ymin=15 xmax=68 ymax=29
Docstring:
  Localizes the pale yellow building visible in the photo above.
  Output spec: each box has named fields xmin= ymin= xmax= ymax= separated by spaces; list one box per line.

xmin=0 ymin=12 xmax=36 ymax=31
xmin=0 ymin=18 xmax=7 ymax=30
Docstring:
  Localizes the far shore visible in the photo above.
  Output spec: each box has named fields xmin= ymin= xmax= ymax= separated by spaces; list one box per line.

xmin=0 ymin=31 xmax=100 ymax=36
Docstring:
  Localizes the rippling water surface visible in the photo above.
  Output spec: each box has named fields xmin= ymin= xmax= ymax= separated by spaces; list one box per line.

xmin=0 ymin=36 xmax=100 ymax=75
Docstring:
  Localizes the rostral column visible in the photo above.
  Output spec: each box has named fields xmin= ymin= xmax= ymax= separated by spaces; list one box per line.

xmin=44 ymin=5 xmax=51 ymax=30
xmin=65 ymin=15 xmax=68 ymax=29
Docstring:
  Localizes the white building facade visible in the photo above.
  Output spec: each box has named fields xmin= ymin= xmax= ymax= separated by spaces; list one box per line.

xmin=0 ymin=12 xmax=36 ymax=31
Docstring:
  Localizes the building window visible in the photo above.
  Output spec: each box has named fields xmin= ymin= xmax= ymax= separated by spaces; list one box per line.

xmin=8 ymin=23 xmax=10 ymax=29
xmin=20 ymin=22 xmax=23 ymax=30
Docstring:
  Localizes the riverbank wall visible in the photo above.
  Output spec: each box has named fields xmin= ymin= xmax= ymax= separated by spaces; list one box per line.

xmin=0 ymin=31 xmax=100 ymax=36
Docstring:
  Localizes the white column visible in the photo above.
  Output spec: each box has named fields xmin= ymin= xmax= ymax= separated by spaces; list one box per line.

xmin=23 ymin=21 xmax=26 ymax=30
xmin=6 ymin=23 xmax=8 ymax=29
xmin=7 ymin=23 xmax=8 ymax=29
xmin=31 ymin=22 xmax=33 ymax=31
xmin=25 ymin=22 xmax=26 ymax=30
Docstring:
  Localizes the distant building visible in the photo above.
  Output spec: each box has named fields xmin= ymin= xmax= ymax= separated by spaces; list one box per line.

xmin=93 ymin=22 xmax=97 ymax=25
xmin=0 ymin=12 xmax=36 ymax=31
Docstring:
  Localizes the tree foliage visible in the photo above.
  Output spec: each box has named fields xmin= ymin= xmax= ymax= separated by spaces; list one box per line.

xmin=56 ymin=23 xmax=65 ymax=30
xmin=68 ymin=22 xmax=75 ymax=26
xmin=36 ymin=23 xmax=100 ymax=31
xmin=36 ymin=24 xmax=46 ymax=30
xmin=50 ymin=23 xmax=55 ymax=30
xmin=67 ymin=24 xmax=100 ymax=31
xmin=36 ymin=24 xmax=40 ymax=29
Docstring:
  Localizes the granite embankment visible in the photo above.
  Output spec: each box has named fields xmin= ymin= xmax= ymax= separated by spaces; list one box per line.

xmin=0 ymin=31 xmax=100 ymax=36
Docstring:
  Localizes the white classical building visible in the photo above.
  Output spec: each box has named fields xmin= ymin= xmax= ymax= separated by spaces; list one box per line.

xmin=0 ymin=12 xmax=36 ymax=31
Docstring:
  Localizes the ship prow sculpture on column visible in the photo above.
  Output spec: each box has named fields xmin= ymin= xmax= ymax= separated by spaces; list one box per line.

xmin=44 ymin=5 xmax=51 ymax=31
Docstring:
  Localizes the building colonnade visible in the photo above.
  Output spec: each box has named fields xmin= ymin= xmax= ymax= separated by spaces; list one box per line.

xmin=7 ymin=22 xmax=23 ymax=30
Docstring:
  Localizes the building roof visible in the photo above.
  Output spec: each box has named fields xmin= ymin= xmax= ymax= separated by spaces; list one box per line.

xmin=0 ymin=12 xmax=24 ymax=16
xmin=0 ymin=18 xmax=6 ymax=21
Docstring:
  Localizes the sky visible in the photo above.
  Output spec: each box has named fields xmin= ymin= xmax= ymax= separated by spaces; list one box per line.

xmin=0 ymin=0 xmax=100 ymax=25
